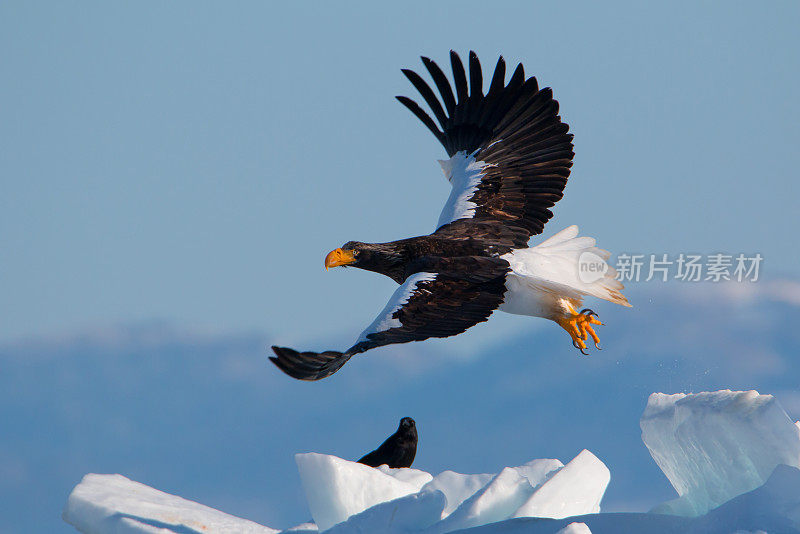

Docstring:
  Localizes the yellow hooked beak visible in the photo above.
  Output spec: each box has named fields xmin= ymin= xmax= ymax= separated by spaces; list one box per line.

xmin=324 ymin=248 xmax=356 ymax=270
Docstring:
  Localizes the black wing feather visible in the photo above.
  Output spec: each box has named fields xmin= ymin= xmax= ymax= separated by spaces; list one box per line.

xmin=451 ymin=50 xmax=469 ymax=105
xmin=352 ymin=273 xmax=506 ymax=352
xmin=488 ymin=56 xmax=506 ymax=95
xmin=269 ymin=347 xmax=351 ymax=381
xmin=422 ymin=56 xmax=456 ymax=117
xmin=398 ymin=51 xmax=575 ymax=246
xmin=269 ymin=257 xmax=508 ymax=381
xmin=395 ymin=96 xmax=445 ymax=147
xmin=469 ymin=51 xmax=483 ymax=98
xmin=401 ymin=69 xmax=448 ymax=131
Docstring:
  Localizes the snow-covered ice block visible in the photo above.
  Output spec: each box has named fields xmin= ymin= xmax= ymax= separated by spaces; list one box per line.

xmin=695 ymin=464 xmax=800 ymax=533
xmin=556 ymin=523 xmax=592 ymax=534
xmin=63 ymin=473 xmax=277 ymax=534
xmin=446 ymin=514 xmax=692 ymax=534
xmin=513 ymin=450 xmax=610 ymax=519
xmin=378 ymin=464 xmax=435 ymax=488
xmin=281 ymin=522 xmax=318 ymax=533
xmin=326 ymin=490 xmax=446 ymax=534
xmin=295 ymin=453 xmax=431 ymax=531
xmin=421 ymin=471 xmax=496 ymax=518
xmin=421 ymin=452 xmax=604 ymax=533
xmin=440 ymin=466 xmax=800 ymax=533
xmin=513 ymin=459 xmax=565 ymax=491
xmin=419 ymin=459 xmax=563 ymax=522
xmin=430 ymin=467 xmax=538 ymax=532
xmin=641 ymin=390 xmax=800 ymax=516
xmin=438 ymin=466 xmax=800 ymax=533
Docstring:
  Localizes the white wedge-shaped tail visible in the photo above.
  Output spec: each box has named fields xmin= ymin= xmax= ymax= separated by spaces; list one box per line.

xmin=499 ymin=226 xmax=630 ymax=320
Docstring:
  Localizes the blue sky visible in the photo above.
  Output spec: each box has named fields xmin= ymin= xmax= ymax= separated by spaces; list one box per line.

xmin=2 ymin=2 xmax=799 ymax=345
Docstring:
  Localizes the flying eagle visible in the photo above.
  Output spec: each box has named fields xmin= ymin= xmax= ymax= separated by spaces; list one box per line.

xmin=271 ymin=51 xmax=629 ymax=381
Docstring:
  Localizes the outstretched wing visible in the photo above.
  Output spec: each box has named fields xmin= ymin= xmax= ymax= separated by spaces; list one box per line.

xmin=270 ymin=258 xmax=508 ymax=381
xmin=397 ymin=51 xmax=574 ymax=248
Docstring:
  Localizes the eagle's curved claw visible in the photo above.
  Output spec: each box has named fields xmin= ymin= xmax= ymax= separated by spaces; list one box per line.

xmin=559 ymin=306 xmax=604 ymax=356
xmin=572 ymin=339 xmax=589 ymax=355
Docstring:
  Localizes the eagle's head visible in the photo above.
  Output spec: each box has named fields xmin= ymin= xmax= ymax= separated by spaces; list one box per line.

xmin=324 ymin=241 xmax=405 ymax=282
xmin=324 ymin=241 xmax=366 ymax=270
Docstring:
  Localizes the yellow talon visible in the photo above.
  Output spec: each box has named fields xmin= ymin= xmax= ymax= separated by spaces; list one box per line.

xmin=557 ymin=307 xmax=603 ymax=355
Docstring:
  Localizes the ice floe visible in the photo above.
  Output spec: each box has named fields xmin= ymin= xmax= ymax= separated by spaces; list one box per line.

xmin=62 ymin=389 xmax=800 ymax=533
xmin=641 ymin=390 xmax=800 ymax=516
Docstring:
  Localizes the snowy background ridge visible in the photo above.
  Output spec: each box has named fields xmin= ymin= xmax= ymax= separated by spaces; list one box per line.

xmin=2 ymin=280 xmax=800 ymax=532
xmin=59 ymin=389 xmax=800 ymax=533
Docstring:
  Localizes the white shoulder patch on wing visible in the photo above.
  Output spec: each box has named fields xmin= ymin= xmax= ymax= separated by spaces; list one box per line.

xmin=436 ymin=150 xmax=489 ymax=230
xmin=357 ymin=272 xmax=437 ymax=342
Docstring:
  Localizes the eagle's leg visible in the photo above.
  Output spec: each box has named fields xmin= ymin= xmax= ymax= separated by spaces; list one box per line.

xmin=556 ymin=306 xmax=603 ymax=354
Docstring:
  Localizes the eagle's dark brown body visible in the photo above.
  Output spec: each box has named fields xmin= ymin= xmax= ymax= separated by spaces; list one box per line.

xmin=341 ymin=228 xmax=514 ymax=284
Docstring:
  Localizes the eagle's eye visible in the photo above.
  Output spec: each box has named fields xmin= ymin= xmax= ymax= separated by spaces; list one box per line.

xmin=352 ymin=250 xmax=360 ymax=257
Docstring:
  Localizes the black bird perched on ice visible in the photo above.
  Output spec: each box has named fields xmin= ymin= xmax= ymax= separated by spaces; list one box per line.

xmin=358 ymin=417 xmax=418 ymax=469
xmin=271 ymin=51 xmax=630 ymax=381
